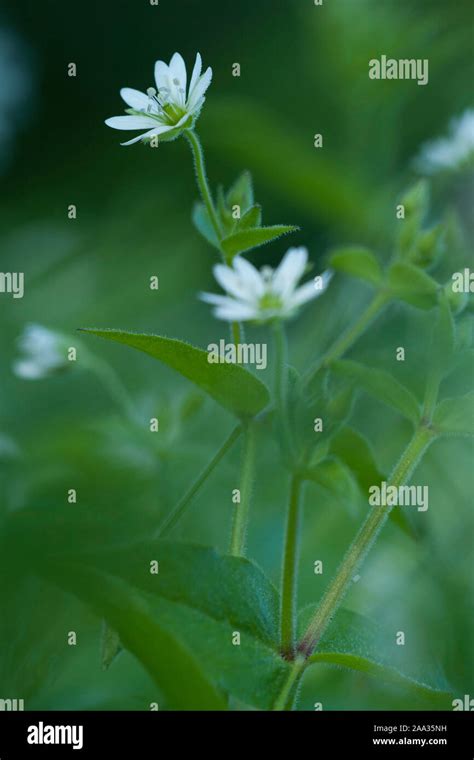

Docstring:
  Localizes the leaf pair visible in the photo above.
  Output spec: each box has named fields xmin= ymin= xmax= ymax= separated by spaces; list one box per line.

xmin=192 ymin=171 xmax=297 ymax=261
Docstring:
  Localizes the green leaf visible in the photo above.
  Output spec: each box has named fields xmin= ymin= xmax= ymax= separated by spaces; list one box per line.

xmin=332 ymin=359 xmax=421 ymax=425
xmin=226 ymin=171 xmax=254 ymax=213
xmin=217 ymin=185 xmax=234 ymax=235
xmin=101 ymin=622 xmax=122 ymax=671
xmin=42 ymin=562 xmax=227 ymax=710
xmin=238 ymin=204 xmax=262 ymax=230
xmin=330 ymin=427 xmax=383 ymax=492
xmin=191 ymin=202 xmax=220 ymax=250
xmin=79 ymin=329 xmax=270 ymax=419
xmin=387 ymin=262 xmax=440 ymax=309
xmin=329 ymin=247 xmax=383 ymax=286
xmin=433 ymin=392 xmax=474 ymax=436
xmin=221 ymin=225 xmax=298 ymax=260
xmin=302 ymin=608 xmax=453 ymax=708
xmin=304 ymin=456 xmax=358 ymax=505
xmin=37 ymin=542 xmax=290 ymax=710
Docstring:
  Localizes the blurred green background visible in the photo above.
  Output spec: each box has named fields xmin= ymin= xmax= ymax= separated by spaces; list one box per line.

xmin=0 ymin=0 xmax=473 ymax=710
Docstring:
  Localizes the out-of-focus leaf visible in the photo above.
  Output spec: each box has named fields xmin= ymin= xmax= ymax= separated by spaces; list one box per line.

xmin=79 ymin=329 xmax=270 ymax=419
xmin=221 ymin=225 xmax=298 ymax=260
xmin=101 ymin=622 xmax=122 ymax=671
xmin=35 ymin=542 xmax=290 ymax=710
xmin=433 ymin=392 xmax=474 ymax=436
xmin=329 ymin=247 xmax=383 ymax=286
xmin=332 ymin=360 xmax=421 ymax=425
xmin=191 ymin=202 xmax=220 ymax=250
xmin=226 ymin=171 xmax=254 ymax=213
xmin=387 ymin=262 xmax=439 ymax=310
xmin=41 ymin=562 xmax=227 ymax=711
xmin=301 ymin=608 xmax=452 ymax=708
xmin=238 ymin=204 xmax=262 ymax=230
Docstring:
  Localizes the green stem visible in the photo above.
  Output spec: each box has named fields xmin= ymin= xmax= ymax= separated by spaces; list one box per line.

xmin=92 ymin=358 xmax=136 ymax=420
xmin=231 ymin=321 xmax=242 ymax=347
xmin=158 ymin=424 xmax=242 ymax=537
xmin=297 ymin=424 xmax=435 ymax=658
xmin=422 ymin=373 xmax=441 ymax=423
xmin=280 ymin=476 xmax=304 ymax=657
xmin=303 ymin=291 xmax=390 ymax=388
xmin=185 ymin=129 xmax=222 ymax=243
xmin=273 ymin=322 xmax=294 ymax=459
xmin=229 ymin=422 xmax=257 ymax=556
xmin=272 ymin=656 xmax=306 ymax=711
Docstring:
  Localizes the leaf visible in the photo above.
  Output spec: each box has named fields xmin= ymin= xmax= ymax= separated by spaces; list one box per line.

xmin=433 ymin=392 xmax=474 ymax=436
xmin=330 ymin=427 xmax=383 ymax=492
xmin=238 ymin=204 xmax=262 ymax=230
xmin=79 ymin=329 xmax=270 ymax=419
xmin=302 ymin=608 xmax=453 ymax=708
xmin=329 ymin=247 xmax=383 ymax=286
xmin=221 ymin=225 xmax=298 ymax=260
xmin=226 ymin=171 xmax=254 ymax=213
xmin=101 ymin=622 xmax=122 ymax=671
xmin=304 ymin=456 xmax=358 ymax=507
xmin=41 ymin=562 xmax=227 ymax=710
xmin=387 ymin=262 xmax=440 ymax=309
xmin=36 ymin=542 xmax=291 ymax=710
xmin=332 ymin=360 xmax=421 ymax=425
xmin=191 ymin=202 xmax=220 ymax=250
xmin=328 ymin=428 xmax=416 ymax=539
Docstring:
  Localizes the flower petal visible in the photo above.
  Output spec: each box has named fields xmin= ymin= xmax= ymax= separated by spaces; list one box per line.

xmin=120 ymin=88 xmax=149 ymax=110
xmin=105 ymin=115 xmax=159 ymax=130
xmin=154 ymin=59 xmax=171 ymax=92
xmin=272 ymin=247 xmax=308 ymax=299
xmin=232 ymin=256 xmax=265 ymax=299
xmin=119 ymin=125 xmax=173 ymax=146
xmin=189 ymin=53 xmax=202 ymax=96
xmin=169 ymin=52 xmax=187 ymax=94
xmin=288 ymin=270 xmax=332 ymax=308
xmin=213 ymin=263 xmax=255 ymax=303
xmin=213 ymin=303 xmax=258 ymax=321
xmin=188 ymin=67 xmax=212 ymax=111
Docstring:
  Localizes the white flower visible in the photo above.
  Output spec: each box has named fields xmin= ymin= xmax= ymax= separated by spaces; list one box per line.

xmin=13 ymin=324 xmax=71 ymax=380
xmin=200 ymin=247 xmax=332 ymax=323
xmin=415 ymin=109 xmax=474 ymax=174
xmin=105 ymin=52 xmax=212 ymax=146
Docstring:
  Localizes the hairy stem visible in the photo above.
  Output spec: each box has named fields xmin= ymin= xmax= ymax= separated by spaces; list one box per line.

xmin=273 ymin=321 xmax=294 ymax=459
xmin=280 ymin=475 xmax=304 ymax=657
xmin=272 ymin=656 xmax=306 ymax=711
xmin=185 ymin=129 xmax=222 ymax=242
xmin=297 ymin=424 xmax=435 ymax=658
xmin=158 ymin=425 xmax=242 ymax=537
xmin=229 ymin=422 xmax=257 ymax=556
xmin=303 ymin=291 xmax=390 ymax=388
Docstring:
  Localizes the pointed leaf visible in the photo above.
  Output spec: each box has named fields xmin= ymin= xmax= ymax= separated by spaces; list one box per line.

xmin=226 ymin=171 xmax=254 ymax=213
xmin=302 ymin=608 xmax=453 ymax=708
xmin=33 ymin=540 xmax=290 ymax=710
xmin=433 ymin=392 xmax=474 ymax=436
xmin=221 ymin=225 xmax=298 ymax=260
xmin=42 ymin=562 xmax=227 ymax=710
xmin=191 ymin=202 xmax=220 ymax=250
xmin=238 ymin=204 xmax=262 ymax=230
xmin=80 ymin=329 xmax=270 ymax=419
xmin=329 ymin=247 xmax=383 ymax=286
xmin=332 ymin=359 xmax=421 ymax=425
xmin=388 ymin=262 xmax=440 ymax=309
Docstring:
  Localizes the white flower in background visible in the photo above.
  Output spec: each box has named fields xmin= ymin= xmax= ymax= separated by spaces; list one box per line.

xmin=13 ymin=324 xmax=72 ymax=380
xmin=105 ymin=52 xmax=212 ymax=146
xmin=200 ymin=247 xmax=332 ymax=323
xmin=415 ymin=109 xmax=474 ymax=174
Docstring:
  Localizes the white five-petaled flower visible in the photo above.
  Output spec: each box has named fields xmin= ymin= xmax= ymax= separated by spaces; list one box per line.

xmin=13 ymin=324 xmax=73 ymax=380
xmin=105 ymin=52 xmax=212 ymax=146
xmin=415 ymin=109 xmax=474 ymax=175
xmin=200 ymin=247 xmax=332 ymax=323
